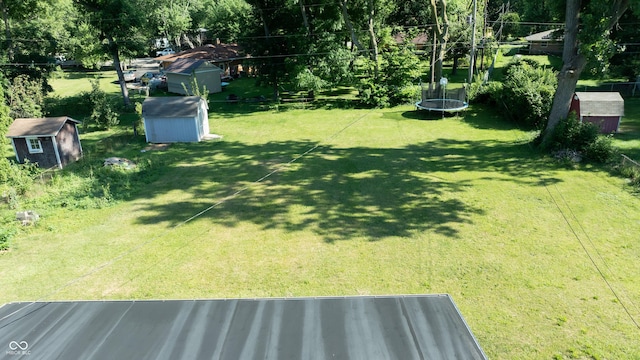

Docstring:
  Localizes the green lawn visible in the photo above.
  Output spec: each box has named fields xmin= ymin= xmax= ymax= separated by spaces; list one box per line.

xmin=2 ymin=72 xmax=640 ymax=359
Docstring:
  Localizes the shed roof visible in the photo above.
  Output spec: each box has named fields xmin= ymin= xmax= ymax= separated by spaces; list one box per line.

xmin=156 ymin=43 xmax=247 ymax=63
xmin=575 ymin=92 xmax=625 ymax=117
xmin=6 ymin=117 xmax=80 ymax=138
xmin=525 ymin=29 xmax=563 ymax=42
xmin=0 ymin=295 xmax=487 ymax=359
xmin=143 ymin=96 xmax=207 ymax=118
xmin=165 ymin=58 xmax=219 ymax=75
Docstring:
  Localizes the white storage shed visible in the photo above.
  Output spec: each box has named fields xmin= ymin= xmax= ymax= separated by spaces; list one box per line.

xmin=142 ymin=96 xmax=209 ymax=143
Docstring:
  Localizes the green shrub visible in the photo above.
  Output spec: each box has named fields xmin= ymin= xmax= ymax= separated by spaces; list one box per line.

xmin=468 ymin=79 xmax=503 ymax=105
xmin=501 ymin=60 xmax=557 ymax=128
xmin=0 ymin=225 xmax=16 ymax=250
xmin=358 ymin=80 xmax=390 ymax=108
xmin=0 ymin=158 xmax=39 ymax=196
xmin=88 ymin=79 xmax=120 ymax=129
xmin=357 ymin=47 xmax=421 ymax=107
xmin=585 ymin=135 xmax=618 ymax=163
xmin=541 ymin=112 xmax=617 ymax=163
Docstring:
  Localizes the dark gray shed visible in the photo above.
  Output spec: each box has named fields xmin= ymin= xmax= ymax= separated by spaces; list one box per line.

xmin=0 ymin=295 xmax=487 ymax=359
xmin=6 ymin=117 xmax=83 ymax=169
xmin=165 ymin=58 xmax=222 ymax=95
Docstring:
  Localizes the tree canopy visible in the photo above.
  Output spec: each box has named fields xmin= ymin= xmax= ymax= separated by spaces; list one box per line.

xmin=541 ymin=0 xmax=640 ymax=144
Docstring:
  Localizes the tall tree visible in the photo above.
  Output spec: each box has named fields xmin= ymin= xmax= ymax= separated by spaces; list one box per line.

xmin=430 ymin=0 xmax=449 ymax=82
xmin=243 ymin=0 xmax=305 ymax=98
xmin=0 ymin=0 xmax=40 ymax=60
xmin=74 ymin=0 xmax=152 ymax=106
xmin=0 ymin=72 xmax=12 ymax=156
xmin=152 ymin=0 xmax=205 ymax=49
xmin=196 ymin=0 xmax=252 ymax=43
xmin=541 ymin=0 xmax=637 ymax=144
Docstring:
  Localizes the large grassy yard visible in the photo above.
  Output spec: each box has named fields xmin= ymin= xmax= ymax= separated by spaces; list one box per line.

xmin=2 ymin=75 xmax=640 ymax=358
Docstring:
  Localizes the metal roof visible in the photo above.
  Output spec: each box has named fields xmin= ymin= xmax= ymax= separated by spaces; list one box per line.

xmin=575 ymin=92 xmax=625 ymax=117
xmin=0 ymin=295 xmax=487 ymax=360
xmin=524 ymin=29 xmax=563 ymax=42
xmin=6 ymin=117 xmax=80 ymax=138
xmin=165 ymin=58 xmax=220 ymax=75
xmin=142 ymin=96 xmax=207 ymax=118
xmin=156 ymin=43 xmax=247 ymax=63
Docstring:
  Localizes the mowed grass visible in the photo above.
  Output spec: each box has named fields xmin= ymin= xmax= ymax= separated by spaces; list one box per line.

xmin=2 ymin=74 xmax=640 ymax=358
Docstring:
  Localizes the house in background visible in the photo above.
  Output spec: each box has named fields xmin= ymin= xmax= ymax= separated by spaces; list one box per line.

xmin=525 ymin=29 xmax=563 ymax=55
xmin=393 ymin=32 xmax=429 ymax=50
xmin=142 ymin=96 xmax=209 ymax=143
xmin=570 ymin=92 xmax=625 ymax=133
xmin=156 ymin=42 xmax=249 ymax=78
xmin=164 ymin=58 xmax=222 ymax=95
xmin=6 ymin=116 xmax=82 ymax=169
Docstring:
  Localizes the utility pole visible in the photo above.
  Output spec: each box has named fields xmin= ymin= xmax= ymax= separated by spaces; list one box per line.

xmin=467 ymin=0 xmax=477 ymax=85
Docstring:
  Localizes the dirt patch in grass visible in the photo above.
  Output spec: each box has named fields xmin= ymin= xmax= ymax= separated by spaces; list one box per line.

xmin=143 ymin=143 xmax=171 ymax=152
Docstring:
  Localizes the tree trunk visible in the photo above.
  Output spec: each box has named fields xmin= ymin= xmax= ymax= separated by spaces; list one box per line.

xmin=181 ymin=33 xmax=195 ymax=49
xmin=1 ymin=1 xmax=13 ymax=61
xmin=541 ymin=0 xmax=629 ymax=145
xmin=339 ymin=0 xmax=365 ymax=52
xmin=430 ymin=27 xmax=437 ymax=84
xmin=108 ymin=36 xmax=131 ymax=107
xmin=367 ymin=0 xmax=378 ymax=78
xmin=430 ymin=0 xmax=449 ymax=81
xmin=451 ymin=54 xmax=459 ymax=75
xmin=299 ymin=0 xmax=310 ymax=34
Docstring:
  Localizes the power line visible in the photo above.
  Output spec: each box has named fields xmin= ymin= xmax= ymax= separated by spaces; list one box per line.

xmin=0 ymin=109 xmax=373 ymax=323
xmin=555 ymin=186 xmax=640 ymax=315
xmin=543 ymin=183 xmax=640 ymax=331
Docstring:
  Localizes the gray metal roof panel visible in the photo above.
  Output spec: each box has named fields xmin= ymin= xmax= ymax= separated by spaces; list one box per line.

xmin=0 ymin=295 xmax=487 ymax=360
xmin=165 ymin=58 xmax=207 ymax=75
xmin=142 ymin=96 xmax=205 ymax=118
xmin=6 ymin=117 xmax=80 ymax=138
xmin=575 ymin=92 xmax=625 ymax=117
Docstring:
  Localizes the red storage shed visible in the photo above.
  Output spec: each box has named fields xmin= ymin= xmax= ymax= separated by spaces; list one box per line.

xmin=570 ymin=92 xmax=624 ymax=133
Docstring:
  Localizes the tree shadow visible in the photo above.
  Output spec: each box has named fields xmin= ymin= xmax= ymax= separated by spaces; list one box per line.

xmin=461 ymin=104 xmax=531 ymax=131
xmin=129 ymin=138 xmax=560 ymax=243
xmin=399 ymin=109 xmax=458 ymax=121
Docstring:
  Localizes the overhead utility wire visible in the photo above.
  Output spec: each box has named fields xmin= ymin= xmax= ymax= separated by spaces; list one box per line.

xmin=543 ymin=184 xmax=640 ymax=331
xmin=554 ymin=188 xmax=640 ymax=315
xmin=0 ymin=109 xmax=373 ymax=324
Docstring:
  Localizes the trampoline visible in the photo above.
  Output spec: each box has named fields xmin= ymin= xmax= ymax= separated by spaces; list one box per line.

xmin=415 ymin=79 xmax=469 ymax=114
xmin=416 ymin=98 xmax=468 ymax=112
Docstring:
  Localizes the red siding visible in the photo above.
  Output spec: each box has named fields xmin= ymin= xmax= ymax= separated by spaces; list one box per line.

xmin=569 ymin=97 xmax=580 ymax=118
xmin=583 ymin=116 xmax=621 ymax=133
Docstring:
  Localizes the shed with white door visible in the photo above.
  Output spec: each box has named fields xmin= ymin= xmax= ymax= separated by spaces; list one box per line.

xmin=142 ymin=96 xmax=209 ymax=143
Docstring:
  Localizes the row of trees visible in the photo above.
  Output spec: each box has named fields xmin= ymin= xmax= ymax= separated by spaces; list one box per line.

xmin=1 ymin=0 xmax=483 ymax=107
xmin=1 ymin=0 xmax=640 ymax=142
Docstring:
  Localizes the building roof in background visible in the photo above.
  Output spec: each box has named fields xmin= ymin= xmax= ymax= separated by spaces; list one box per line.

xmin=393 ymin=32 xmax=429 ymax=47
xmin=525 ymin=29 xmax=563 ymax=42
xmin=0 ymin=295 xmax=487 ymax=359
xmin=157 ymin=43 xmax=247 ymax=63
xmin=6 ymin=117 xmax=80 ymax=138
xmin=143 ymin=96 xmax=206 ymax=118
xmin=164 ymin=58 xmax=211 ymax=75
xmin=575 ymin=92 xmax=625 ymax=117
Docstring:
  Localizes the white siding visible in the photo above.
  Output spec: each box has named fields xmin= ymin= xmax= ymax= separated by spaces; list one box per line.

xmin=144 ymin=117 xmax=199 ymax=143
xmin=198 ymin=100 xmax=209 ymax=138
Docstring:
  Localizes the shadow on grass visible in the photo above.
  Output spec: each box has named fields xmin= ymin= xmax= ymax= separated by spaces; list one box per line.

xmin=125 ymin=137 xmax=559 ymax=243
xmin=461 ymin=104 xmax=533 ymax=131
xmin=398 ymin=109 xmax=458 ymax=121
